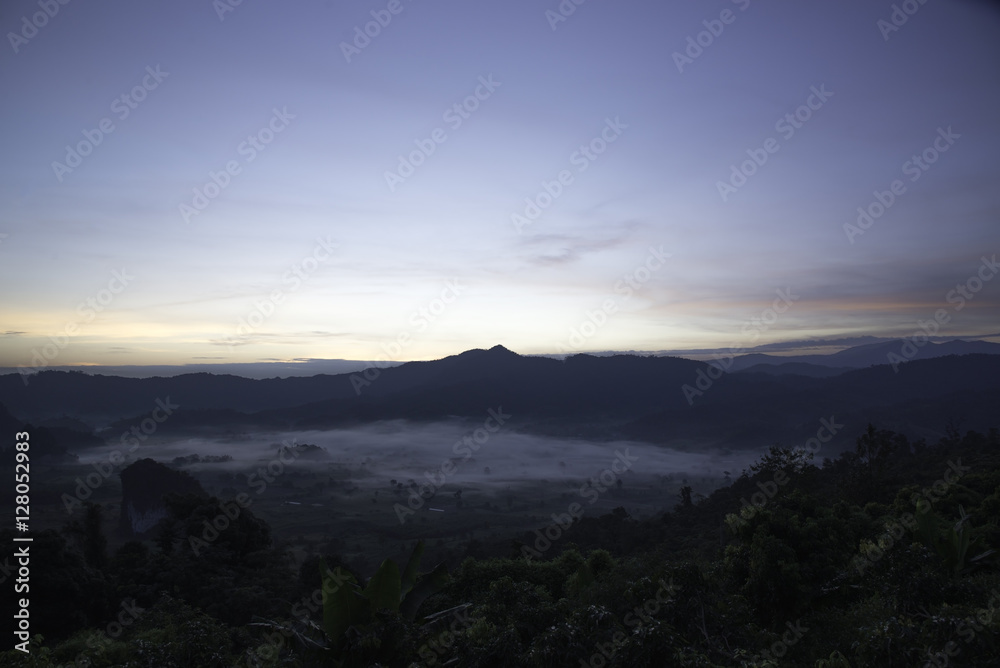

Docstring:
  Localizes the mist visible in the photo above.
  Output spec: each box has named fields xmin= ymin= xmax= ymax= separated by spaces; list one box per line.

xmin=77 ymin=419 xmax=763 ymax=510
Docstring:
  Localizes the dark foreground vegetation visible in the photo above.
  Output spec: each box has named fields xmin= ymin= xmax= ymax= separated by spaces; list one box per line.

xmin=3 ymin=425 xmax=1000 ymax=667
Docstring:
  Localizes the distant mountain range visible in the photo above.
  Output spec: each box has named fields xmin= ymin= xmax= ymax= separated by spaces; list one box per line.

xmin=3 ymin=338 xmax=995 ymax=380
xmin=1 ymin=340 xmax=998 ymax=454
xmin=728 ymin=339 xmax=1000 ymax=376
xmin=0 ymin=358 xmax=398 ymax=380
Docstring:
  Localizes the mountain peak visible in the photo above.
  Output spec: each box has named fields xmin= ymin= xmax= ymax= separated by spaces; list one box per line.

xmin=448 ymin=344 xmax=520 ymax=364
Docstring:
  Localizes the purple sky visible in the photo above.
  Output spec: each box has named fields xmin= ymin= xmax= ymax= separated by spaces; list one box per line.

xmin=1 ymin=0 xmax=998 ymax=370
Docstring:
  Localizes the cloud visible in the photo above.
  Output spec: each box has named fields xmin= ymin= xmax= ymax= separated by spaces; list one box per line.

xmin=208 ymin=330 xmax=351 ymax=347
xmin=517 ymin=224 xmax=639 ymax=268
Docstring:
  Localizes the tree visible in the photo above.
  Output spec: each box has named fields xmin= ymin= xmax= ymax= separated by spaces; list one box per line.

xmin=66 ymin=502 xmax=107 ymax=570
xmin=155 ymin=517 xmax=178 ymax=555
xmin=747 ymin=444 xmax=814 ymax=478
xmin=853 ymin=423 xmax=900 ymax=495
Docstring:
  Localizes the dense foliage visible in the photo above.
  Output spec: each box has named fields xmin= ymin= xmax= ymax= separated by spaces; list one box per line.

xmin=3 ymin=426 xmax=999 ymax=667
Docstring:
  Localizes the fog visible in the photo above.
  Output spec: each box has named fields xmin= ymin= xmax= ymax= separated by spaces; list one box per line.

xmin=80 ymin=419 xmax=764 ymax=498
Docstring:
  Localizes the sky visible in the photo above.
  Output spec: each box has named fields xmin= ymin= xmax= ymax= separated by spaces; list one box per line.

xmin=1 ymin=0 xmax=999 ymax=371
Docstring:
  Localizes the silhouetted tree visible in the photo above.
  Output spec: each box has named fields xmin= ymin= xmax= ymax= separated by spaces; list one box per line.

xmin=67 ymin=502 xmax=107 ymax=570
xmin=747 ymin=444 xmax=814 ymax=477
xmin=853 ymin=423 xmax=900 ymax=495
xmin=155 ymin=517 xmax=178 ymax=555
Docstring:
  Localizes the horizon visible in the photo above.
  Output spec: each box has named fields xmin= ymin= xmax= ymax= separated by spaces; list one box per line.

xmin=4 ymin=335 xmax=999 ymax=380
xmin=2 ymin=0 xmax=999 ymax=370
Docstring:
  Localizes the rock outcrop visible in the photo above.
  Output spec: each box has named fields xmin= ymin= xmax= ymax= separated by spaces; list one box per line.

xmin=119 ymin=458 xmax=205 ymax=536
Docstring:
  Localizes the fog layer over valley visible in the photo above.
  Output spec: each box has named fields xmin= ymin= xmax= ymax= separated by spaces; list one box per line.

xmin=73 ymin=420 xmax=765 ymax=526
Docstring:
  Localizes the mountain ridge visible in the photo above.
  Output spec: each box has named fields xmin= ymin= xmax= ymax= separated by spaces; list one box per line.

xmin=1 ymin=342 xmax=998 ymax=452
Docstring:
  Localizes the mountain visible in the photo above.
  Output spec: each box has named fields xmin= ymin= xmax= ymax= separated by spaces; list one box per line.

xmin=0 ymin=346 xmax=705 ymax=427
xmin=623 ymin=353 xmax=1000 ymax=447
xmin=251 ymin=345 xmax=707 ymax=434
xmin=1 ymin=344 xmax=998 ymax=451
xmin=0 ymin=402 xmax=21 ymax=436
xmin=735 ymin=363 xmax=852 ymax=378
xmin=0 ymin=370 xmax=360 ymax=424
xmin=726 ymin=339 xmax=1000 ymax=372
xmin=0 ymin=402 xmax=88 ymax=460
xmin=0 ymin=358 xmax=399 ymax=379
